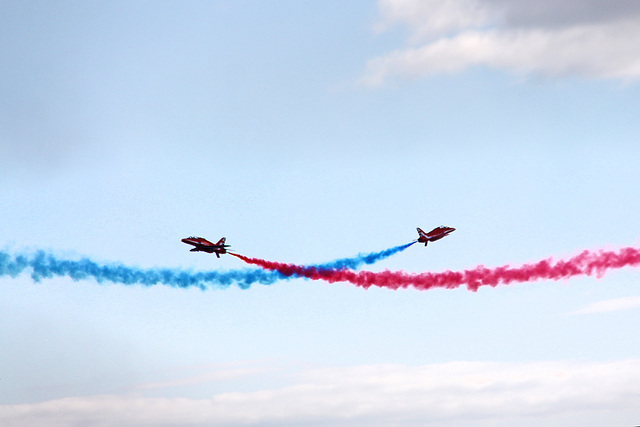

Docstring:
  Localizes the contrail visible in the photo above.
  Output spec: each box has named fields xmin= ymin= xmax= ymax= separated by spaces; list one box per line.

xmin=231 ymin=246 xmax=640 ymax=291
xmin=0 ymin=243 xmax=412 ymax=289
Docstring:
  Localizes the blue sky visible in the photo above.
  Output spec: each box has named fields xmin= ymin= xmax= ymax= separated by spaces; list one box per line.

xmin=2 ymin=1 xmax=640 ymax=425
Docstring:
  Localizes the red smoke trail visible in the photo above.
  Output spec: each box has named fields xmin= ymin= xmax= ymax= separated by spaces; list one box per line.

xmin=231 ymin=246 xmax=640 ymax=291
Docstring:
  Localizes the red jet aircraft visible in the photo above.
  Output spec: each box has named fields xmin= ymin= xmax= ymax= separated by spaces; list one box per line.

xmin=416 ymin=226 xmax=456 ymax=246
xmin=181 ymin=236 xmax=230 ymax=258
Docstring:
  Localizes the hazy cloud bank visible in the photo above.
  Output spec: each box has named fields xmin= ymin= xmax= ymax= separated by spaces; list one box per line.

xmin=2 ymin=359 xmax=640 ymax=426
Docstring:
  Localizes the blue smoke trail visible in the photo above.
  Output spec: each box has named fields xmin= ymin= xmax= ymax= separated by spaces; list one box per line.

xmin=313 ymin=241 xmax=416 ymax=270
xmin=0 ymin=242 xmax=415 ymax=290
xmin=0 ymin=250 xmax=279 ymax=290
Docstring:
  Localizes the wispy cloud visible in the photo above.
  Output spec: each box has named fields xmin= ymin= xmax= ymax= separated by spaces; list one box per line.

xmin=135 ymin=365 xmax=276 ymax=391
xmin=569 ymin=295 xmax=640 ymax=315
xmin=362 ymin=0 xmax=640 ymax=85
xmin=135 ymin=367 xmax=273 ymax=390
xmin=2 ymin=360 xmax=640 ymax=426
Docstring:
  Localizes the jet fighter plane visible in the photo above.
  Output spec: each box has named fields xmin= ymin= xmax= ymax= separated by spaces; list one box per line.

xmin=181 ymin=236 xmax=230 ymax=258
xmin=416 ymin=226 xmax=455 ymax=246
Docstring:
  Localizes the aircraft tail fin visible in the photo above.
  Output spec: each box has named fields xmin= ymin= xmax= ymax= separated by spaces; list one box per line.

xmin=216 ymin=237 xmax=226 ymax=246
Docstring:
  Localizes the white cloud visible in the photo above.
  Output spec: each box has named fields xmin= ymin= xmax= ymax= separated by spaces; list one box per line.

xmin=570 ymin=295 xmax=640 ymax=315
xmin=363 ymin=0 xmax=640 ymax=85
xmin=374 ymin=0 xmax=494 ymax=42
xmin=2 ymin=360 xmax=640 ymax=426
